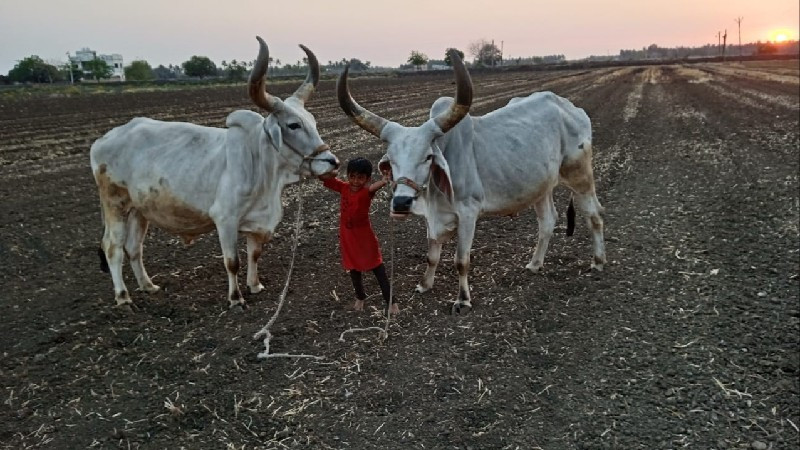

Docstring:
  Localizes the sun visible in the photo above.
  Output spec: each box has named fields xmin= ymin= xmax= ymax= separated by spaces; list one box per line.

xmin=768 ymin=28 xmax=794 ymax=42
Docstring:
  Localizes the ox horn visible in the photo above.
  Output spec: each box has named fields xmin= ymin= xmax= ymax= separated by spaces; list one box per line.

xmin=249 ymin=36 xmax=282 ymax=113
xmin=291 ymin=44 xmax=320 ymax=105
xmin=337 ymin=64 xmax=390 ymax=139
xmin=432 ymin=49 xmax=473 ymax=133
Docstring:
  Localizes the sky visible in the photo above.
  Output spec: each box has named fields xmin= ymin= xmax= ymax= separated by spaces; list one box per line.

xmin=1 ymin=0 xmax=798 ymax=74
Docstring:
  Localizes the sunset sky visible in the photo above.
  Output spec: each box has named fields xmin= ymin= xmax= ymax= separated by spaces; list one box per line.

xmin=1 ymin=0 xmax=797 ymax=74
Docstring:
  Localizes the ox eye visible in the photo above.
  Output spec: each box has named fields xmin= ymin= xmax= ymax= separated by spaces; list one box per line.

xmin=287 ymin=123 xmax=301 ymax=130
xmin=425 ymin=154 xmax=434 ymax=162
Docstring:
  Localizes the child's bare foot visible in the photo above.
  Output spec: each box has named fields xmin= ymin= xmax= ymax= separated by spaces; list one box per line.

xmin=352 ymin=299 xmax=365 ymax=311
xmin=385 ymin=303 xmax=400 ymax=315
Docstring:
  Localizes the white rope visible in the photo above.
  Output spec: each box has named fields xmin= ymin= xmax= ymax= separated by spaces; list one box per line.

xmin=384 ymin=218 xmax=395 ymax=334
xmin=253 ymin=184 xmax=324 ymax=361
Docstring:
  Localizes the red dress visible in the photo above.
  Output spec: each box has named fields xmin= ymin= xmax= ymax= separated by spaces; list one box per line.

xmin=323 ymin=178 xmax=383 ymax=271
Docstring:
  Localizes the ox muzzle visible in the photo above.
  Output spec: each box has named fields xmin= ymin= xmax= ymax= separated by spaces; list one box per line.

xmin=390 ymin=177 xmax=426 ymax=219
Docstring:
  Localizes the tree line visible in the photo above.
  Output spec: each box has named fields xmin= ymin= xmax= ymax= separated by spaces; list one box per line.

xmin=4 ymin=37 xmax=797 ymax=85
xmin=403 ymin=41 xmax=564 ymax=70
xmin=1 ymin=52 xmax=377 ymax=85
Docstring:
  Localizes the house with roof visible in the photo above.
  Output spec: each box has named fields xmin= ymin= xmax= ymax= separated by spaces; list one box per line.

xmin=69 ymin=47 xmax=125 ymax=81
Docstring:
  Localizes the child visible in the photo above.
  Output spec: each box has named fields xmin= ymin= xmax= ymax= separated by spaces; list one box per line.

xmin=319 ymin=157 xmax=398 ymax=315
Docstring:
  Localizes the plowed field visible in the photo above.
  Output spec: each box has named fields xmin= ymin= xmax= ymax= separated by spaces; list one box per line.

xmin=1 ymin=60 xmax=798 ymax=449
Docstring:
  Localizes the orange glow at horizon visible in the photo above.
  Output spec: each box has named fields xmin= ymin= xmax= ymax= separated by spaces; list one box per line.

xmin=768 ymin=28 xmax=795 ymax=42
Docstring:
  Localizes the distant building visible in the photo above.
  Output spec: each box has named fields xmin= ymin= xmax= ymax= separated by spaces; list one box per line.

xmin=70 ymin=47 xmax=125 ymax=81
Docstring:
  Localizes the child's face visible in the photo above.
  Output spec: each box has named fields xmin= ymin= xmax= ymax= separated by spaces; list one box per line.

xmin=347 ymin=172 xmax=369 ymax=190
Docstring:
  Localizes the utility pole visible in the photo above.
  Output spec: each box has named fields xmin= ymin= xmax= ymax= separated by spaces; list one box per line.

xmin=735 ymin=17 xmax=743 ymax=57
xmin=722 ymin=29 xmax=728 ymax=61
xmin=66 ymin=52 xmax=73 ymax=84
xmin=717 ymin=31 xmax=721 ymax=55
xmin=500 ymin=40 xmax=504 ymax=66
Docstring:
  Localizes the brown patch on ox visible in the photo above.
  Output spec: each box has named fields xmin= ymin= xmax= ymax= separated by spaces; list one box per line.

xmin=135 ymin=188 xmax=215 ymax=237
xmin=251 ymin=247 xmax=262 ymax=263
xmin=590 ymin=214 xmax=603 ymax=232
xmin=559 ymin=145 xmax=596 ymax=194
xmin=226 ymin=255 xmax=240 ymax=275
xmin=456 ymin=261 xmax=468 ymax=277
xmin=95 ymin=165 xmax=132 ymax=228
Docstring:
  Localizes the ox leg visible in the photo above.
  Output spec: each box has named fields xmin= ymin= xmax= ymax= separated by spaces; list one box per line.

xmin=526 ymin=194 xmax=557 ymax=273
xmin=452 ymin=218 xmax=477 ymax=315
xmin=100 ymin=207 xmax=132 ymax=306
xmin=573 ymin=192 xmax=607 ymax=271
xmin=416 ymin=230 xmax=455 ymax=294
xmin=125 ymin=210 xmax=160 ymax=294
xmin=216 ymin=222 xmax=245 ymax=309
xmin=561 ymin=144 xmax=607 ymax=271
xmin=245 ymin=232 xmax=269 ymax=294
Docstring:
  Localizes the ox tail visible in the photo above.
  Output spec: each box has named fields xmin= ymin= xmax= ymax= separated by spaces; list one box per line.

xmin=566 ymin=196 xmax=576 ymax=237
xmin=98 ymin=246 xmax=110 ymax=273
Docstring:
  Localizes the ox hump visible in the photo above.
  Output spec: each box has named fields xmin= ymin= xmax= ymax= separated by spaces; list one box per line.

xmin=226 ymin=110 xmax=264 ymax=129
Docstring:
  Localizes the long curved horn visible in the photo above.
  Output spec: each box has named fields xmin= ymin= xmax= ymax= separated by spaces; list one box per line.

xmin=248 ymin=36 xmax=281 ymax=112
xmin=432 ymin=49 xmax=473 ymax=133
xmin=291 ymin=44 xmax=320 ymax=104
xmin=337 ymin=64 xmax=390 ymax=139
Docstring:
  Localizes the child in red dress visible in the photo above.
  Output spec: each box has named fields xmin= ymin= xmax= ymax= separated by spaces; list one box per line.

xmin=319 ymin=157 xmax=398 ymax=314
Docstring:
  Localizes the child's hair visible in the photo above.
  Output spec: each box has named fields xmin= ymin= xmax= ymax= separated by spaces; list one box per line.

xmin=346 ymin=157 xmax=373 ymax=177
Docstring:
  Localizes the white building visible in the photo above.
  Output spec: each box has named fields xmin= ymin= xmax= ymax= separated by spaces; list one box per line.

xmin=70 ymin=47 xmax=125 ymax=81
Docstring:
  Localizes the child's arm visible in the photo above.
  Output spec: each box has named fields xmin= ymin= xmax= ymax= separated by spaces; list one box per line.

xmin=319 ymin=173 xmax=344 ymax=192
xmin=368 ymin=169 xmax=392 ymax=194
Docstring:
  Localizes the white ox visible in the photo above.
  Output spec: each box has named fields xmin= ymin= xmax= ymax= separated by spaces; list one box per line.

xmin=337 ymin=50 xmax=606 ymax=314
xmin=90 ymin=36 xmax=339 ymax=309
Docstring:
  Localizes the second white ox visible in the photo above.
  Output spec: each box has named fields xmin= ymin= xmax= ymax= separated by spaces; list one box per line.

xmin=337 ymin=50 xmax=606 ymax=314
xmin=90 ymin=36 xmax=339 ymax=309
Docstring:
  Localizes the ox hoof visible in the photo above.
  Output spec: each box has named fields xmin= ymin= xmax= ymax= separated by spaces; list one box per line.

xmin=525 ymin=262 xmax=543 ymax=273
xmin=115 ymin=302 xmax=136 ymax=313
xmin=141 ymin=284 xmax=161 ymax=294
xmin=415 ymin=284 xmax=431 ymax=294
xmin=591 ymin=256 xmax=607 ymax=272
xmin=248 ymin=283 xmax=265 ymax=294
xmin=451 ymin=301 xmax=472 ymax=315
xmin=228 ymin=300 xmax=248 ymax=312
xmin=115 ymin=296 xmax=134 ymax=307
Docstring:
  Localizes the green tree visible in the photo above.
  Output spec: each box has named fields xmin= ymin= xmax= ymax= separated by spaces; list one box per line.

xmin=153 ymin=64 xmax=182 ymax=79
xmin=223 ymin=58 xmax=248 ymax=81
xmin=7 ymin=56 xmax=62 ymax=83
xmin=443 ymin=48 xmax=465 ymax=66
xmin=182 ymin=55 xmax=217 ymax=78
xmin=124 ymin=60 xmax=154 ymax=81
xmin=84 ymin=58 xmax=113 ymax=81
xmin=407 ymin=50 xmax=428 ymax=69
xmin=469 ymin=39 xmax=502 ymax=66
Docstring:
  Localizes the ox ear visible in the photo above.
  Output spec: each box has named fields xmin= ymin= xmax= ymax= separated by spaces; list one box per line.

xmin=431 ymin=145 xmax=453 ymax=202
xmin=263 ymin=116 xmax=282 ymax=151
xmin=378 ymin=154 xmax=392 ymax=180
